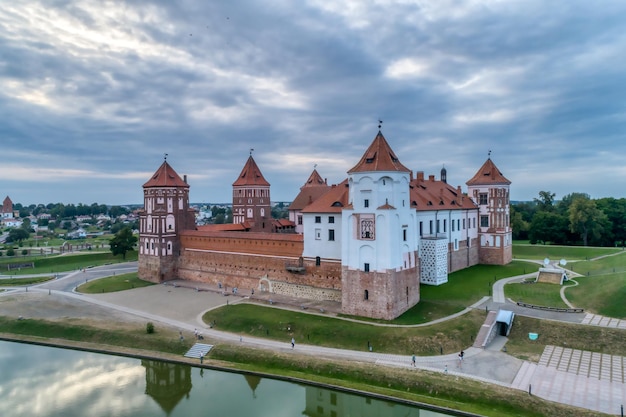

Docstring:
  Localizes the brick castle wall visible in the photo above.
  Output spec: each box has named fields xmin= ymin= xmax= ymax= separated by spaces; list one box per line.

xmin=138 ymin=255 xmax=177 ymax=283
xmin=449 ymin=238 xmax=480 ymax=272
xmin=341 ymin=262 xmax=420 ymax=320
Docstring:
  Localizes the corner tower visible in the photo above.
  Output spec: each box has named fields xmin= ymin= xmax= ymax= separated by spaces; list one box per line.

xmin=341 ymin=131 xmax=420 ymax=320
xmin=232 ymin=154 xmax=271 ymax=232
xmin=138 ymin=159 xmax=195 ymax=283
xmin=466 ymin=157 xmax=512 ymax=265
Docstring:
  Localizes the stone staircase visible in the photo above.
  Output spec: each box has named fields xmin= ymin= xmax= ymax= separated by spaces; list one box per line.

xmin=184 ymin=343 xmax=214 ymax=359
xmin=472 ymin=310 xmax=497 ymax=348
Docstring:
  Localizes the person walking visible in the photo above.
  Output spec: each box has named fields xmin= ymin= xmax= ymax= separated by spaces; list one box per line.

xmin=291 ymin=337 xmax=295 ymax=349
xmin=411 ymin=354 xmax=416 ymax=367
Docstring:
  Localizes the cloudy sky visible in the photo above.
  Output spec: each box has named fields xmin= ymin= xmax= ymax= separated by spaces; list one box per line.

xmin=1 ymin=1 xmax=625 ymax=206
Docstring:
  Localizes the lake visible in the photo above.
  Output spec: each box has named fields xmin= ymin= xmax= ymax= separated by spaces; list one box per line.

xmin=0 ymin=340 xmax=456 ymax=416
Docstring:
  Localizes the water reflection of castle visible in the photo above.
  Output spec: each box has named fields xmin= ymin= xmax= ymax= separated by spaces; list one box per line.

xmin=142 ymin=360 xmax=192 ymax=415
xmin=304 ymin=386 xmax=443 ymax=417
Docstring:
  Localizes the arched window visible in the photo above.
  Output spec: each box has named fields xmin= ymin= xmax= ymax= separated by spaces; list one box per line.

xmin=315 ymin=256 xmax=321 ymax=266
xmin=364 ymin=289 xmax=369 ymax=300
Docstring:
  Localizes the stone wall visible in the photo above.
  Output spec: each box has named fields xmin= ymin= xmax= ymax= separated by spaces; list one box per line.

xmin=341 ymin=262 xmax=420 ymax=320
xmin=479 ymin=243 xmax=513 ymax=265
xmin=138 ymin=254 xmax=177 ymax=283
xmin=270 ymin=280 xmax=342 ymax=302
xmin=449 ymin=239 xmax=480 ymax=272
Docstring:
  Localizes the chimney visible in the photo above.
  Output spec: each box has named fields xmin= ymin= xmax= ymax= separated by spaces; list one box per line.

xmin=428 ymin=175 xmax=435 ymax=182
xmin=184 ymin=175 xmax=187 ymax=184
xmin=416 ymin=171 xmax=424 ymax=181
xmin=457 ymin=186 xmax=462 ymax=205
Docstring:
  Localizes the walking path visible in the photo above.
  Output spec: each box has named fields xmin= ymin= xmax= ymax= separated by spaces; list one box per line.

xmin=1 ymin=262 xmax=625 ymax=415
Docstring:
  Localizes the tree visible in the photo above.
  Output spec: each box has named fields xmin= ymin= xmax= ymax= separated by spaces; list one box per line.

xmin=109 ymin=227 xmax=137 ymax=260
xmin=534 ymin=191 xmax=556 ymax=212
xmin=569 ymin=196 xmax=607 ymax=246
xmin=528 ymin=211 xmax=568 ymax=244
xmin=596 ymin=197 xmax=626 ymax=246
xmin=510 ymin=206 xmax=529 ymax=240
xmin=6 ymin=228 xmax=30 ymax=244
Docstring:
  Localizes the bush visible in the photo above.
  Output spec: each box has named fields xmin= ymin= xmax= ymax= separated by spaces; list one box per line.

xmin=6 ymin=248 xmax=15 ymax=256
xmin=146 ymin=322 xmax=155 ymax=334
xmin=21 ymin=249 xmax=28 ymax=256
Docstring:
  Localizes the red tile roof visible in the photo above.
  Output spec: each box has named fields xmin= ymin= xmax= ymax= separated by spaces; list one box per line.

xmin=289 ymin=169 xmax=331 ymax=211
xmin=348 ymin=131 xmax=411 ymax=174
xmin=410 ymin=176 xmax=477 ymax=211
xmin=301 ymin=180 xmax=349 ymax=213
xmin=143 ymin=161 xmax=189 ymax=188
xmin=466 ymin=158 xmax=511 ymax=185
xmin=232 ymin=156 xmax=270 ymax=187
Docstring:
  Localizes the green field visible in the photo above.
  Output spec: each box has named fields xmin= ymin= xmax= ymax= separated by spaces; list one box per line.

xmin=512 ymin=244 xmax=621 ymax=261
xmin=504 ymin=281 xmax=572 ymax=308
xmin=0 ymin=251 xmax=137 ymax=275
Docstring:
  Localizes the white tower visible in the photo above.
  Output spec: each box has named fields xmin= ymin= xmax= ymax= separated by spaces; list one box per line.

xmin=341 ymin=131 xmax=420 ymax=320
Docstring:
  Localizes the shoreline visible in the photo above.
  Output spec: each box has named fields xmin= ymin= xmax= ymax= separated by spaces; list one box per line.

xmin=0 ymin=333 xmax=480 ymax=417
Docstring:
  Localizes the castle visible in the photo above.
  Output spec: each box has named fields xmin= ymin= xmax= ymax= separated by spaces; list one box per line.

xmin=138 ymin=131 xmax=512 ymax=319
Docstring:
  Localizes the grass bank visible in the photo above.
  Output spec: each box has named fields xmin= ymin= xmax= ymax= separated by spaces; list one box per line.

xmin=0 ymin=276 xmax=54 ymax=286
xmin=203 ymin=304 xmax=484 ymax=355
xmin=76 ymin=272 xmax=154 ymax=293
xmin=0 ymin=317 xmax=606 ymax=417
xmin=505 ymin=315 xmax=626 ymax=362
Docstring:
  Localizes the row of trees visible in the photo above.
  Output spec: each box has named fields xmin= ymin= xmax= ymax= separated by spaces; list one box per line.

xmin=13 ymin=202 xmax=133 ymax=219
xmin=511 ymin=191 xmax=626 ymax=246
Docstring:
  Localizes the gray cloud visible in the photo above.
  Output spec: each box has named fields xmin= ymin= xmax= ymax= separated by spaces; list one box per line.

xmin=1 ymin=0 xmax=625 ymax=205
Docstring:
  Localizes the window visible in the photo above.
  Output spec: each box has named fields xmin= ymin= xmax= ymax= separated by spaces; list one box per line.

xmin=364 ymin=289 xmax=369 ymax=299
xmin=443 ymin=219 xmax=447 ymax=233
xmin=419 ymin=221 xmax=423 ymax=236
xmin=473 ymin=217 xmax=476 ymax=228
xmin=328 ymin=229 xmax=335 ymax=241
xmin=297 ymin=215 xmax=302 ymax=225
xmin=360 ymin=218 xmax=374 ymax=239
xmin=315 ymin=256 xmax=321 ymax=266
xmin=364 ymin=263 xmax=370 ymax=272
xmin=480 ymin=215 xmax=489 ymax=227
xmin=452 ymin=220 xmax=455 ymax=232
xmin=457 ymin=219 xmax=460 ymax=230
xmin=436 ymin=220 xmax=440 ymax=233
xmin=315 ymin=216 xmax=321 ymax=223
xmin=315 ymin=228 xmax=321 ymax=240
xmin=403 ymin=229 xmax=407 ymax=241
xmin=429 ymin=220 xmax=433 ymax=234
xmin=463 ymin=218 xmax=466 ymax=229
xmin=364 ymin=199 xmax=369 ymax=208
xmin=479 ymin=193 xmax=488 ymax=205
xmin=328 ymin=216 xmax=335 ymax=224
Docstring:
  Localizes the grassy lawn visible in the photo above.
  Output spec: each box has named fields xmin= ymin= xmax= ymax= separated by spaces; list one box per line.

xmin=76 ymin=272 xmax=154 ymax=294
xmin=513 ymin=244 xmax=621 ymax=261
xmin=0 ymin=251 xmax=137 ymax=275
xmin=0 ymin=316 xmax=189 ymax=355
xmin=506 ymin=315 xmax=626 ymax=362
xmin=0 ymin=276 xmax=54 ymax=286
xmin=504 ymin=281 xmax=572 ymax=308
xmin=566 ymin=251 xmax=626 ymax=276
xmin=566 ymin=273 xmax=626 ymax=318
xmin=204 ymin=304 xmax=486 ymax=355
